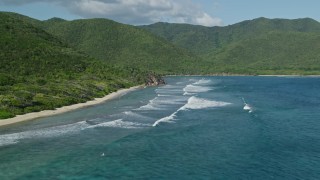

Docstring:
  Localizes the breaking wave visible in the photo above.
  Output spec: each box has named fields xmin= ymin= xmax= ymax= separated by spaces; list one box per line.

xmin=157 ymin=85 xmax=179 ymax=89
xmin=155 ymin=88 xmax=183 ymax=94
xmin=136 ymin=104 xmax=162 ymax=111
xmin=150 ymin=97 xmax=185 ymax=105
xmin=123 ymin=111 xmax=154 ymax=122
xmin=183 ymin=84 xmax=212 ymax=95
xmin=157 ymin=94 xmax=172 ymax=97
xmin=181 ymin=96 xmax=231 ymax=110
xmin=152 ymin=113 xmax=177 ymax=127
xmin=136 ymin=96 xmax=186 ymax=111
xmin=87 ymin=119 xmax=150 ymax=129
xmin=193 ymin=79 xmax=212 ymax=85
xmin=0 ymin=114 xmax=153 ymax=146
xmin=0 ymin=121 xmax=89 ymax=146
xmin=153 ymin=96 xmax=231 ymax=126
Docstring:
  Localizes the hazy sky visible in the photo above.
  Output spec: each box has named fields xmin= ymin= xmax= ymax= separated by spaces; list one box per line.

xmin=0 ymin=0 xmax=319 ymax=26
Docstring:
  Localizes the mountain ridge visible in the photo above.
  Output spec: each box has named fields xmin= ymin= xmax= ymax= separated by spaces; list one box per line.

xmin=140 ymin=17 xmax=320 ymax=74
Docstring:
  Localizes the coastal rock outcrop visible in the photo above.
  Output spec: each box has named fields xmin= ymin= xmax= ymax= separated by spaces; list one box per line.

xmin=145 ymin=73 xmax=165 ymax=86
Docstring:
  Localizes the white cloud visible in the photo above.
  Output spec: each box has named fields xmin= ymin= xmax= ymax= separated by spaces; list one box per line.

xmin=0 ymin=0 xmax=222 ymax=26
xmin=196 ymin=13 xmax=222 ymax=27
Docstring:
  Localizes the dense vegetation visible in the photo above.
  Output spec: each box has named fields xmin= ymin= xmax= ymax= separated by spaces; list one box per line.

xmin=206 ymin=31 xmax=320 ymax=74
xmin=141 ymin=17 xmax=320 ymax=74
xmin=41 ymin=18 xmax=201 ymax=74
xmin=4 ymin=12 xmax=203 ymax=74
xmin=0 ymin=13 xmax=146 ymax=119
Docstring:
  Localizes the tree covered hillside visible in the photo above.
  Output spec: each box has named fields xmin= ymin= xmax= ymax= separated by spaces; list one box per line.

xmin=141 ymin=17 xmax=320 ymax=75
xmin=0 ymin=13 xmax=145 ymax=119
xmin=206 ymin=32 xmax=320 ymax=74
xmin=42 ymin=18 xmax=201 ymax=74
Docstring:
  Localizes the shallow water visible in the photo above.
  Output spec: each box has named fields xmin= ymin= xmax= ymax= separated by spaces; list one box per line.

xmin=1 ymin=76 xmax=320 ymax=179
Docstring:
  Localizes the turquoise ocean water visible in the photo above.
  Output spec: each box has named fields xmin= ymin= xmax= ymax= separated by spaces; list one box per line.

xmin=0 ymin=76 xmax=320 ymax=179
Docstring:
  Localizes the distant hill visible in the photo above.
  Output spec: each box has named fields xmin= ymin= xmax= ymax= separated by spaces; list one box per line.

xmin=0 ymin=12 xmax=146 ymax=118
xmin=141 ymin=17 xmax=320 ymax=74
xmin=207 ymin=31 xmax=320 ymax=74
xmin=3 ymin=12 xmax=201 ymax=74
xmin=41 ymin=18 xmax=200 ymax=74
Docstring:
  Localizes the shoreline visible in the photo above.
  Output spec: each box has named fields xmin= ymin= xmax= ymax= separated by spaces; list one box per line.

xmin=0 ymin=85 xmax=143 ymax=127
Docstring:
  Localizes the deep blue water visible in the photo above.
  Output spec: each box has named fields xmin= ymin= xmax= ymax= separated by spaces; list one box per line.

xmin=0 ymin=76 xmax=320 ymax=179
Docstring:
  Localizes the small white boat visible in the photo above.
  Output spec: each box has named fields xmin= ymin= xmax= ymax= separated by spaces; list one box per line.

xmin=243 ymin=103 xmax=253 ymax=113
xmin=242 ymin=98 xmax=253 ymax=113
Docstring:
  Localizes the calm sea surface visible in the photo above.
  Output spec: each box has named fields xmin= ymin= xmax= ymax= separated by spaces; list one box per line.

xmin=0 ymin=76 xmax=320 ymax=179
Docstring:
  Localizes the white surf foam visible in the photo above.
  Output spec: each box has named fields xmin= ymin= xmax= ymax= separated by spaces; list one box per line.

xmin=183 ymin=84 xmax=212 ymax=95
xmin=189 ymin=79 xmax=198 ymax=82
xmin=155 ymin=88 xmax=183 ymax=94
xmin=88 ymin=119 xmax=150 ymax=129
xmin=150 ymin=97 xmax=184 ymax=105
xmin=0 ymin=111 xmax=157 ymax=146
xmin=181 ymin=96 xmax=231 ymax=110
xmin=153 ymin=96 xmax=231 ymax=127
xmin=158 ymin=94 xmax=174 ymax=97
xmin=135 ymin=97 xmax=163 ymax=110
xmin=157 ymin=94 xmax=172 ymax=97
xmin=0 ymin=134 xmax=19 ymax=146
xmin=0 ymin=121 xmax=89 ymax=146
xmin=123 ymin=111 xmax=153 ymax=121
xmin=157 ymin=85 xmax=179 ymax=89
xmin=193 ymin=79 xmax=212 ymax=85
xmin=136 ymin=104 xmax=161 ymax=111
xmin=152 ymin=111 xmax=178 ymax=127
xmin=183 ymin=92 xmax=196 ymax=96
xmin=136 ymin=96 xmax=186 ymax=111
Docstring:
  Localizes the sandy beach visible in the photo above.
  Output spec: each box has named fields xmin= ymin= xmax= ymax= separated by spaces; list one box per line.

xmin=0 ymin=85 xmax=143 ymax=127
